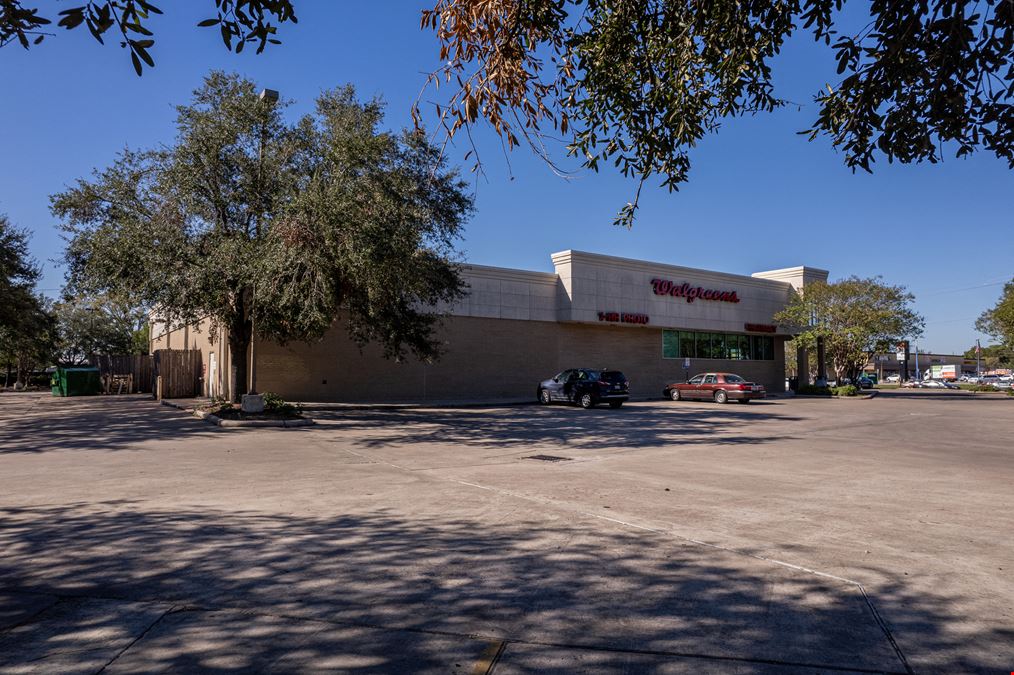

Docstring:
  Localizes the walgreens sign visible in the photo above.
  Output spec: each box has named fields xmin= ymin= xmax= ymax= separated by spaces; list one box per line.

xmin=650 ymin=278 xmax=741 ymax=304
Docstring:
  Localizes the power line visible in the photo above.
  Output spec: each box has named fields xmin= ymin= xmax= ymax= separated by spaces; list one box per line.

xmin=919 ymin=278 xmax=1009 ymax=297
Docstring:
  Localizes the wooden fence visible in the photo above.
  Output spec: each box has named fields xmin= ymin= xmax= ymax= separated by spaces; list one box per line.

xmin=153 ymin=349 xmax=203 ymax=399
xmin=91 ymin=354 xmax=154 ymax=394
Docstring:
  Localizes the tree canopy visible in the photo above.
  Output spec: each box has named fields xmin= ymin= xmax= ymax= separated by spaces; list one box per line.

xmin=420 ymin=0 xmax=1014 ymax=225
xmin=964 ymin=342 xmax=1013 ymax=371
xmin=976 ymin=279 xmax=1014 ymax=348
xmin=53 ymin=71 xmax=472 ymax=401
xmin=1 ymin=0 xmax=296 ymax=74
xmin=52 ymin=293 xmax=148 ymax=364
xmin=774 ymin=276 xmax=924 ymax=382
xmin=0 ymin=213 xmax=40 ymax=332
xmin=0 ymin=216 xmax=57 ymax=385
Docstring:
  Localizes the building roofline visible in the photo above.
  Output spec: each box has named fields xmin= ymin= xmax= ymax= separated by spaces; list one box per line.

xmin=550 ymin=249 xmax=800 ymax=289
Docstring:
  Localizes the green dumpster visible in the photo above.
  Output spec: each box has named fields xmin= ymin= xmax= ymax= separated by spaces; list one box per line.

xmin=51 ymin=366 xmax=101 ymax=396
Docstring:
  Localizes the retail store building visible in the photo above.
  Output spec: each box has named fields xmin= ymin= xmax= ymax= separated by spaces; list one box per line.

xmin=151 ymin=250 xmax=828 ymax=402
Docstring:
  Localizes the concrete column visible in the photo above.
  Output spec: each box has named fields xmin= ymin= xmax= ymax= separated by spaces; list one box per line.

xmin=816 ymin=336 xmax=827 ymax=381
xmin=796 ymin=344 xmax=809 ymax=386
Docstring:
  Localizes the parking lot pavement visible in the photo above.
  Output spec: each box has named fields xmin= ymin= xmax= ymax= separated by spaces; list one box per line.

xmin=0 ymin=390 xmax=1011 ymax=673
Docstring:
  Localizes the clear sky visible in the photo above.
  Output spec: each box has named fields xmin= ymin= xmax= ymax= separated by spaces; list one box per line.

xmin=1 ymin=2 xmax=1010 ymax=354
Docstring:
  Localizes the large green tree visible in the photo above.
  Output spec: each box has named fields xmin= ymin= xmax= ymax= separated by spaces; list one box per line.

xmin=0 ymin=216 xmax=56 ymax=387
xmin=774 ymin=276 xmax=924 ymax=383
xmin=0 ymin=293 xmax=57 ymax=388
xmin=976 ymin=279 xmax=1014 ymax=349
xmin=420 ymin=0 xmax=1014 ymax=225
xmin=53 ymin=293 xmax=148 ymax=364
xmin=53 ymin=71 xmax=472 ymax=401
xmin=0 ymin=213 xmax=40 ymax=333
xmin=964 ymin=343 xmax=1013 ymax=372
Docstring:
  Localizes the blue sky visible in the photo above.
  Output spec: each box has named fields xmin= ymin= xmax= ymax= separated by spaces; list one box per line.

xmin=1 ymin=2 xmax=1010 ymax=354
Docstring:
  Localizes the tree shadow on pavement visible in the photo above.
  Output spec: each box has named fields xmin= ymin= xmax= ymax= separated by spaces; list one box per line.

xmin=311 ymin=404 xmax=804 ymax=451
xmin=0 ymin=394 xmax=267 ymax=455
xmin=0 ymin=502 xmax=1005 ymax=673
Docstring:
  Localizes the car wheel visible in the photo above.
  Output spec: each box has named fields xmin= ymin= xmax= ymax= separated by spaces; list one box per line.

xmin=609 ymin=401 xmax=623 ymax=409
xmin=714 ymin=390 xmax=728 ymax=404
xmin=539 ymin=388 xmax=551 ymax=405
xmin=579 ymin=393 xmax=595 ymax=409
xmin=670 ymin=388 xmax=681 ymax=401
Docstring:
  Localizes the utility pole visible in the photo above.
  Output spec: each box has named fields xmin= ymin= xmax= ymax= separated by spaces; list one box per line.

xmin=976 ymin=339 xmax=981 ymax=377
xmin=241 ymin=88 xmax=279 ymax=412
xmin=249 ymin=87 xmax=278 ymax=396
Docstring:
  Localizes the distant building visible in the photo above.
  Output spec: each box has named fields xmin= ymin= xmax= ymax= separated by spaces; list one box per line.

xmin=864 ymin=352 xmax=978 ymax=380
xmin=151 ymin=249 xmax=829 ymax=402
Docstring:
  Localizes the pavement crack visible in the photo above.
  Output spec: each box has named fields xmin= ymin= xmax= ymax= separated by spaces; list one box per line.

xmin=94 ymin=604 xmax=176 ymax=675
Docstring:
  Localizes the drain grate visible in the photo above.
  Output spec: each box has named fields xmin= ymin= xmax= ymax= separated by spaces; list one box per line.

xmin=525 ymin=454 xmax=572 ymax=462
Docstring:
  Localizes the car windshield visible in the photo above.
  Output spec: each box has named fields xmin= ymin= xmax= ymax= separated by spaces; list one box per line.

xmin=724 ymin=374 xmax=746 ymax=383
xmin=598 ymin=370 xmax=625 ymax=383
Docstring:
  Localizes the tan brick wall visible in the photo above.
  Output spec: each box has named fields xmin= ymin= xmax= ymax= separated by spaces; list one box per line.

xmin=256 ymin=316 xmax=785 ymax=402
xmin=149 ymin=317 xmax=229 ymax=398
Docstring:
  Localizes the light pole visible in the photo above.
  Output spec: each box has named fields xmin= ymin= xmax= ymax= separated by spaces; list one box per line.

xmin=243 ymin=88 xmax=278 ymax=409
xmin=976 ymin=338 xmax=981 ymax=378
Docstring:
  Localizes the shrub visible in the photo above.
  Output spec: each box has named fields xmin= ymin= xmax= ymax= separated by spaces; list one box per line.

xmin=831 ymin=385 xmax=860 ymax=397
xmin=797 ymin=384 xmax=831 ymax=396
xmin=261 ymin=391 xmax=301 ymax=416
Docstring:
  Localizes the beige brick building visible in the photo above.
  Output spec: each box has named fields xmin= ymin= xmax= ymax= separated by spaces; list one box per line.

xmin=151 ymin=250 xmax=828 ymax=402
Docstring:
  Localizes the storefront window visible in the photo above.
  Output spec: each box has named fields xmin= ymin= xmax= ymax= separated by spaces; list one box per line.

xmin=737 ymin=335 xmax=751 ymax=360
xmin=660 ymin=330 xmax=776 ymax=360
xmin=679 ymin=331 xmax=695 ymax=358
xmin=662 ymin=330 xmax=679 ymax=359
xmin=711 ymin=333 xmax=727 ymax=360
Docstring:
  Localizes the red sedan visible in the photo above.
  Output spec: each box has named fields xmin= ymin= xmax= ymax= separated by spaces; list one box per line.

xmin=663 ymin=372 xmax=766 ymax=404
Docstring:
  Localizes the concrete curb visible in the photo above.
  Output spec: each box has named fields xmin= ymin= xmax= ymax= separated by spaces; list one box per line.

xmin=793 ymin=391 xmax=878 ymax=400
xmin=161 ymin=399 xmax=315 ymax=428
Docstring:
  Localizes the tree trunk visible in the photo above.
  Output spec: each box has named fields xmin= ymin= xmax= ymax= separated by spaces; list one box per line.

xmin=229 ymin=331 xmax=250 ymax=403
xmin=228 ymin=301 xmax=252 ymax=403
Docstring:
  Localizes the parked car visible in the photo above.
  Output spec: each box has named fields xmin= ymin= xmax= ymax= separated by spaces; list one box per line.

xmin=855 ymin=376 xmax=874 ymax=389
xmin=663 ymin=372 xmax=765 ymax=404
xmin=885 ymin=374 xmax=901 ymax=383
xmin=537 ymin=368 xmax=629 ymax=409
xmin=921 ymin=379 xmax=959 ymax=389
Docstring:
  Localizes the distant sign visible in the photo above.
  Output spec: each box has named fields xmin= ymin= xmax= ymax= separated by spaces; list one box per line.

xmin=744 ymin=323 xmax=777 ymax=333
xmin=896 ymin=352 xmax=905 ymax=361
xmin=597 ymin=311 xmax=649 ymax=325
xmin=683 ymin=357 xmax=691 ymax=369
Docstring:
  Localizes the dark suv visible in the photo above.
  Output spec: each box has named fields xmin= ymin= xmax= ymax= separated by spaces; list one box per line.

xmin=537 ymin=368 xmax=630 ymax=409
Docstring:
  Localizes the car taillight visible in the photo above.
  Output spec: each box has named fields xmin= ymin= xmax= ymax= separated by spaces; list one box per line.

xmin=739 ymin=384 xmax=750 ymax=390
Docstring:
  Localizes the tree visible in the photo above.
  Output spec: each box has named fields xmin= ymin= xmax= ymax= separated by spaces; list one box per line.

xmin=53 ymin=71 xmax=472 ymax=402
xmin=1 ymin=0 xmax=296 ymax=74
xmin=774 ymin=276 xmax=924 ymax=383
xmin=0 ymin=293 xmax=57 ymax=388
xmin=0 ymin=213 xmax=40 ymax=333
xmin=0 ymin=215 xmax=56 ymax=387
xmin=976 ymin=279 xmax=1014 ymax=348
xmin=420 ymin=0 xmax=1014 ymax=226
xmin=52 ymin=293 xmax=148 ymax=364
xmin=964 ymin=343 xmax=1013 ymax=372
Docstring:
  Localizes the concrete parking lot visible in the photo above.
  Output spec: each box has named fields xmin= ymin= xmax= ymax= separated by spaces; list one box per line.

xmin=0 ymin=390 xmax=1011 ymax=673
